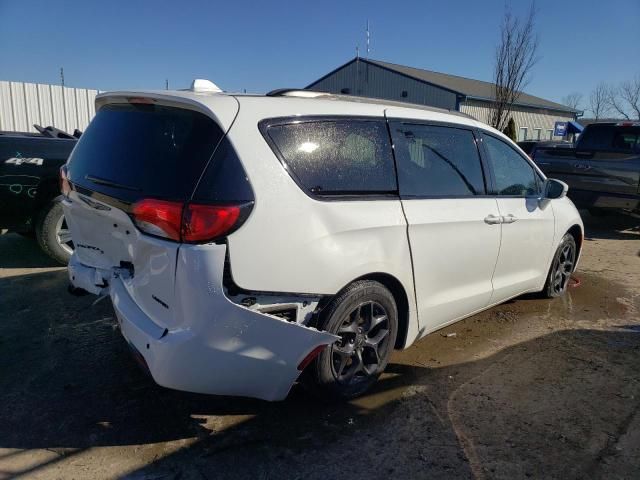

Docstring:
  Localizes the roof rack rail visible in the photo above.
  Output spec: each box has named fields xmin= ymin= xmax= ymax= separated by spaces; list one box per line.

xmin=266 ymin=88 xmax=329 ymax=98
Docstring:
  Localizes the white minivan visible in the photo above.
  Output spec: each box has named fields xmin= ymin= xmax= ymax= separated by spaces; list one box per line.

xmin=62 ymin=81 xmax=583 ymax=401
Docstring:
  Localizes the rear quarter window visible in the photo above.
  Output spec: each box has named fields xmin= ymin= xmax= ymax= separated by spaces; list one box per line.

xmin=262 ymin=119 xmax=396 ymax=196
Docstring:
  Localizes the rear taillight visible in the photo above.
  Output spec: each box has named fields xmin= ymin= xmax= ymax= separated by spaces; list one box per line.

xmin=182 ymin=204 xmax=240 ymax=243
xmin=60 ymin=165 xmax=71 ymax=198
xmin=131 ymin=199 xmax=248 ymax=243
xmin=131 ymin=199 xmax=183 ymax=241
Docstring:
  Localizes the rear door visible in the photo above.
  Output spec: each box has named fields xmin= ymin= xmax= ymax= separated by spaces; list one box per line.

xmin=388 ymin=119 xmax=501 ymax=332
xmin=63 ymin=98 xmax=238 ymax=329
xmin=480 ymin=133 xmax=555 ymax=301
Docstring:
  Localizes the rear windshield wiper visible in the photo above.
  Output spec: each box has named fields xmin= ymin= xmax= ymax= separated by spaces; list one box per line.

xmin=85 ymin=175 xmax=141 ymax=192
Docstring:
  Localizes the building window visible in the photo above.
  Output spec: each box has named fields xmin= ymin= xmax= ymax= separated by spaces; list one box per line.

xmin=534 ymin=128 xmax=542 ymax=140
xmin=518 ymin=127 xmax=528 ymax=141
xmin=546 ymin=129 xmax=554 ymax=140
xmin=401 ymin=90 xmax=408 ymax=98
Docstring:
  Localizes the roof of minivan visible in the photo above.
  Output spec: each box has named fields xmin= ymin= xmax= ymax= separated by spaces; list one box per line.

xmin=95 ymin=88 xmax=505 ymax=138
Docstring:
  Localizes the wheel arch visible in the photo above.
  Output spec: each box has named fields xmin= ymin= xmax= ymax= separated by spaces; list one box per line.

xmin=337 ymin=272 xmax=411 ymax=350
xmin=566 ymin=224 xmax=583 ymax=260
xmin=32 ymin=179 xmax=63 ymax=224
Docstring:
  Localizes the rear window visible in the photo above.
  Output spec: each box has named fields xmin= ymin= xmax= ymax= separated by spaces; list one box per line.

xmin=612 ymin=130 xmax=640 ymax=150
xmin=263 ymin=119 xmax=396 ymax=196
xmin=579 ymin=124 xmax=640 ymax=151
xmin=67 ymin=104 xmax=224 ymax=202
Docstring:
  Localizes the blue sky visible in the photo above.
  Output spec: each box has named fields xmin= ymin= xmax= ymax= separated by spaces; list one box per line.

xmin=0 ymin=0 xmax=638 ymax=108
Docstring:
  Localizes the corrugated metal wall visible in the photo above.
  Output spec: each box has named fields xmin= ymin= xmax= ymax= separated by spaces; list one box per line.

xmin=460 ymin=99 xmax=575 ymax=140
xmin=309 ymin=60 xmax=458 ymax=110
xmin=0 ymin=81 xmax=98 ymax=133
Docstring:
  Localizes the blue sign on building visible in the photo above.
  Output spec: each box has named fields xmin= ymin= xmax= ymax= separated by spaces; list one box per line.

xmin=554 ymin=122 xmax=568 ymax=137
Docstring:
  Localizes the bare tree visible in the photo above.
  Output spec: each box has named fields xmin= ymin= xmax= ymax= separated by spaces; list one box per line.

xmin=589 ymin=82 xmax=609 ymax=120
xmin=561 ymin=92 xmax=583 ymax=111
xmin=605 ymin=84 xmax=630 ymax=119
xmin=489 ymin=4 xmax=539 ymax=131
xmin=620 ymin=76 xmax=640 ymax=120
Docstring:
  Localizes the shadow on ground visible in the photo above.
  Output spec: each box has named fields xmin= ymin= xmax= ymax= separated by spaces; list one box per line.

xmin=1 ymin=268 xmax=639 ymax=479
xmin=581 ymin=211 xmax=640 ymax=241
xmin=0 ymin=233 xmax=61 ymax=269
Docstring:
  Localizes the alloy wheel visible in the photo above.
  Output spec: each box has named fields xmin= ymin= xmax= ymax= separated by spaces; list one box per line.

xmin=331 ymin=301 xmax=391 ymax=385
xmin=55 ymin=214 xmax=74 ymax=255
xmin=551 ymin=242 xmax=575 ymax=295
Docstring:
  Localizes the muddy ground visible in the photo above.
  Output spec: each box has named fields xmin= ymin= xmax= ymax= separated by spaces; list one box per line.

xmin=0 ymin=213 xmax=639 ymax=480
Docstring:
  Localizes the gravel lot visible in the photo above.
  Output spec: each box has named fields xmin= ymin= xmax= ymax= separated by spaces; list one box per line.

xmin=0 ymin=213 xmax=639 ymax=480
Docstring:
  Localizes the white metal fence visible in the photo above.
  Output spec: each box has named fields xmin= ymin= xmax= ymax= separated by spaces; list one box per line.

xmin=0 ymin=81 xmax=98 ymax=134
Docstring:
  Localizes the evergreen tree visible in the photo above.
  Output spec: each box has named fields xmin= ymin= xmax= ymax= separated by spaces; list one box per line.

xmin=503 ymin=117 xmax=517 ymax=142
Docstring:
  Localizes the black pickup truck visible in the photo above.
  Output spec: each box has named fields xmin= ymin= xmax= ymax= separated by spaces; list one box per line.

xmin=0 ymin=126 xmax=79 ymax=264
xmin=532 ymin=122 xmax=640 ymax=215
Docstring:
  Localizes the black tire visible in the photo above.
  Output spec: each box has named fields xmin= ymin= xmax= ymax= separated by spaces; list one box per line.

xmin=541 ymin=233 xmax=577 ymax=298
xmin=35 ymin=199 xmax=73 ymax=265
xmin=310 ymin=280 xmax=398 ymax=400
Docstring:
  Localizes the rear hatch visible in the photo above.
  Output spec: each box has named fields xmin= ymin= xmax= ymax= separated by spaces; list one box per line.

xmin=63 ymin=93 xmax=245 ymax=329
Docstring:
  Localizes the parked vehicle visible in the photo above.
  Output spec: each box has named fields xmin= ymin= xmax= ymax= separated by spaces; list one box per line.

xmin=532 ymin=122 xmax=640 ymax=214
xmin=63 ymin=82 xmax=583 ymax=401
xmin=0 ymin=125 xmax=79 ymax=263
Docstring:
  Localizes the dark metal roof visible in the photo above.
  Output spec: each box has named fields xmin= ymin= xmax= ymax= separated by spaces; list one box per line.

xmin=309 ymin=58 xmax=576 ymax=114
xmin=263 ymin=88 xmax=475 ymax=119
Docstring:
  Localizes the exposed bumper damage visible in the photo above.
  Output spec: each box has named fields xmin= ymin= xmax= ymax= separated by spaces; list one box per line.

xmin=68 ymin=244 xmax=338 ymax=401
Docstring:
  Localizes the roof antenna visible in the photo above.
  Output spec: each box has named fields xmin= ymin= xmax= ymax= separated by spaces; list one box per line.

xmin=356 ymin=45 xmax=359 ymax=59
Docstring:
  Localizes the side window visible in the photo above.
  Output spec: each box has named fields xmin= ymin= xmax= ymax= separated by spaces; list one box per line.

xmin=577 ymin=125 xmax=614 ymax=150
xmin=264 ymin=119 xmax=396 ymax=195
xmin=482 ymin=134 xmax=540 ymax=196
xmin=390 ymin=123 xmax=485 ymax=197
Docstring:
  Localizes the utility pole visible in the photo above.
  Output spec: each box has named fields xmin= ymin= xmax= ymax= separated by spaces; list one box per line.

xmin=165 ymin=78 xmax=169 ymax=90
xmin=366 ymin=20 xmax=370 ymax=58
xmin=365 ymin=20 xmax=370 ymax=86
xmin=60 ymin=67 xmax=65 ymax=87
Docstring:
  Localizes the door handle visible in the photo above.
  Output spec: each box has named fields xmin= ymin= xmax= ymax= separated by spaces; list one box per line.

xmin=502 ymin=214 xmax=518 ymax=224
xmin=574 ymin=163 xmax=591 ymax=170
xmin=484 ymin=214 xmax=502 ymax=225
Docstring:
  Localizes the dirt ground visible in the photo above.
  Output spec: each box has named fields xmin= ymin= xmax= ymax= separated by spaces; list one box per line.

xmin=0 ymin=213 xmax=639 ymax=480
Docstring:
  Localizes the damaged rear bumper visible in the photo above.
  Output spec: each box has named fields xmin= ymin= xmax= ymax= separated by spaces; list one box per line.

xmin=67 ymin=244 xmax=337 ymax=401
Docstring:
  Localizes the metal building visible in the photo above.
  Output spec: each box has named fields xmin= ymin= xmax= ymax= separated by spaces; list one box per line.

xmin=0 ymin=81 xmax=99 ymax=134
xmin=307 ymin=58 xmax=578 ymax=141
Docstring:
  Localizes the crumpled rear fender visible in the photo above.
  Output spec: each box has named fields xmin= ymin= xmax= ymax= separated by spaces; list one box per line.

xmin=157 ymin=243 xmax=338 ymax=401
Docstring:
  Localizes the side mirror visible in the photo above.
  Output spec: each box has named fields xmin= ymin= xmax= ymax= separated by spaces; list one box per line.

xmin=544 ymin=178 xmax=568 ymax=199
